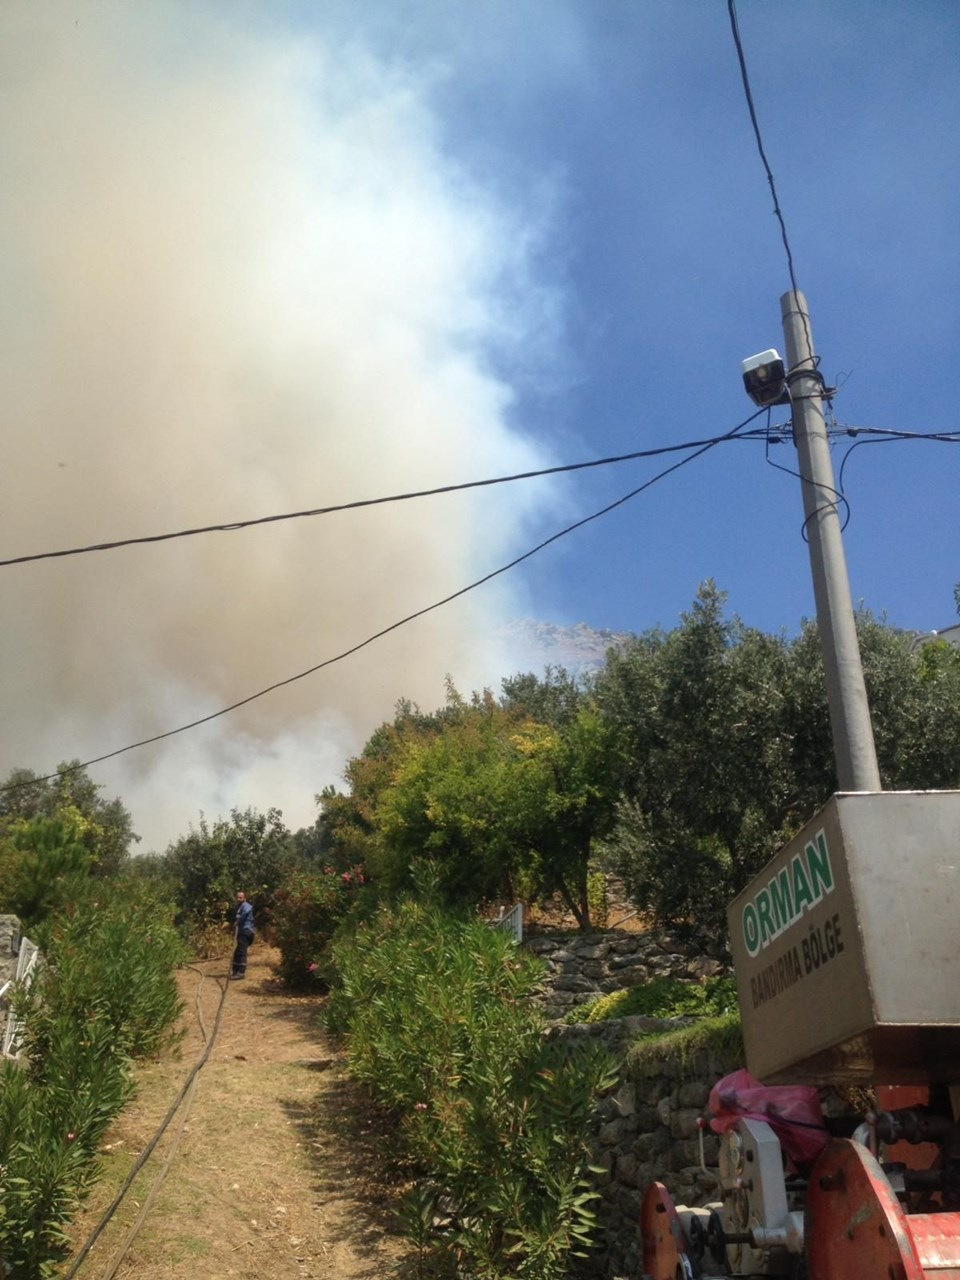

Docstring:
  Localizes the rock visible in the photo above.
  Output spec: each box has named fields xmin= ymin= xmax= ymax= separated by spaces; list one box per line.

xmin=571 ymin=943 xmax=611 ymax=961
xmin=686 ymin=956 xmax=724 ymax=979
xmin=599 ymin=1118 xmax=627 ymax=1147
xmin=611 ymin=1083 xmax=636 ymax=1117
xmin=678 ymin=1080 xmax=711 ymax=1109
xmin=670 ymin=1108 xmax=703 ymax=1140
xmin=610 ymin=937 xmax=641 ymax=955
xmin=615 ymin=1153 xmax=638 ymax=1187
xmin=553 ymin=974 xmax=600 ymax=993
xmin=524 ymin=936 xmax=559 ymax=954
xmin=593 ymin=1149 xmax=615 ymax=1186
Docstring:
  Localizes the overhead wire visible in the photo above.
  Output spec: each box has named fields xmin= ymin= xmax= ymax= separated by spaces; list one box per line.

xmin=726 ymin=0 xmax=817 ymax=375
xmin=837 ymin=436 xmax=901 ymax=497
xmin=0 ymin=407 xmax=766 ymax=797
xmin=0 ymin=431 xmax=771 ymax=570
xmin=836 ymin=425 xmax=960 ymax=496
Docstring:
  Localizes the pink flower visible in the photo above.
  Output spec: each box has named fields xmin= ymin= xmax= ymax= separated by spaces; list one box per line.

xmin=308 ymin=962 xmax=318 ymax=973
xmin=66 ymin=1132 xmax=76 ymax=1143
xmin=414 ymin=1103 xmax=427 ymax=1112
xmin=341 ymin=872 xmax=351 ymax=883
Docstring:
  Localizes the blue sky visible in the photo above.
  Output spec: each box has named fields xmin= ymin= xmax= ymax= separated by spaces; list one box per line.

xmin=412 ymin=0 xmax=959 ymax=637
xmin=1 ymin=1 xmax=957 ymax=845
xmin=303 ymin=0 xmax=959 ymax=637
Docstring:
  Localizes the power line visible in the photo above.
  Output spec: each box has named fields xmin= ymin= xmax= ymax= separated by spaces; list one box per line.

xmin=0 ymin=408 xmax=766 ymax=796
xmin=764 ymin=418 xmax=958 ymax=540
xmin=836 ymin=425 xmax=960 ymax=444
xmin=0 ymin=430 xmax=771 ymax=570
xmin=726 ymin=0 xmax=819 ymax=374
xmin=837 ymin=427 xmax=960 ymax=494
xmin=726 ymin=0 xmax=801 ymax=299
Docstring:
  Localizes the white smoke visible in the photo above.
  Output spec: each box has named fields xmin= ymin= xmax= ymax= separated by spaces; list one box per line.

xmin=0 ymin=3 xmax=564 ymax=849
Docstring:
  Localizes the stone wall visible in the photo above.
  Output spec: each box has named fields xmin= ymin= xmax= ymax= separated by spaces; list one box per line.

xmin=0 ymin=914 xmax=22 ymax=987
xmin=525 ymin=928 xmax=737 ymax=1279
xmin=583 ymin=1035 xmax=731 ymax=1278
xmin=524 ymin=928 xmax=724 ymax=1021
xmin=0 ymin=914 xmax=23 ymax=1051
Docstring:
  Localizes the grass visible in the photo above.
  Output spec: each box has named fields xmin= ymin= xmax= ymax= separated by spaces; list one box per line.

xmin=626 ymin=1012 xmax=744 ymax=1081
xmin=566 ymin=976 xmax=737 ymax=1024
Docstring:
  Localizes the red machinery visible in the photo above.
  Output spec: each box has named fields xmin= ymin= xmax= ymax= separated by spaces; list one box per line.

xmin=640 ymin=792 xmax=960 ymax=1278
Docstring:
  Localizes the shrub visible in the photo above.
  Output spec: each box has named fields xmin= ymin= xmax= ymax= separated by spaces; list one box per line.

xmin=586 ymin=870 xmax=608 ymax=929
xmin=187 ymin=907 xmax=233 ymax=960
xmin=328 ymin=895 xmax=615 ymax=1279
xmin=567 ymin=976 xmax=738 ymax=1024
xmin=271 ymin=864 xmax=365 ymax=989
xmin=0 ymin=879 xmax=186 ymax=1277
xmin=0 ymin=811 xmax=95 ymax=947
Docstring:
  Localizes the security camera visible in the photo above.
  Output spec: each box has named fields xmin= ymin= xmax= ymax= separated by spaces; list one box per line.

xmin=741 ymin=349 xmax=789 ymax=408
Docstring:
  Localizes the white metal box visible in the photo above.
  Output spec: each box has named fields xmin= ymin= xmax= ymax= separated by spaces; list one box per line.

xmin=728 ymin=791 xmax=960 ymax=1084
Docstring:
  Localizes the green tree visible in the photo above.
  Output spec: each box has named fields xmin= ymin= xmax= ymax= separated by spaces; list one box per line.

xmin=498 ymin=665 xmax=585 ymax=727
xmin=373 ymin=695 xmax=619 ymax=927
xmin=595 ymin=584 xmax=960 ymax=943
xmin=0 ymin=761 xmax=137 ymax=877
xmin=162 ymin=806 xmax=295 ymax=927
xmin=0 ymin=810 xmax=95 ymax=940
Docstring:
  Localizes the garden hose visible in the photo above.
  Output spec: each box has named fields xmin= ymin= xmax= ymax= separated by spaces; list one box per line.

xmin=62 ymin=963 xmax=231 ymax=1278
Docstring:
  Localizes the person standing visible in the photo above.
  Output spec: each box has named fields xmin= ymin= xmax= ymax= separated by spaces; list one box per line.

xmin=231 ymin=890 xmax=255 ymax=979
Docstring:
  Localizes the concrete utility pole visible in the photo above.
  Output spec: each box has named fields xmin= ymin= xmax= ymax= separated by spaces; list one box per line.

xmin=780 ymin=289 xmax=881 ymax=792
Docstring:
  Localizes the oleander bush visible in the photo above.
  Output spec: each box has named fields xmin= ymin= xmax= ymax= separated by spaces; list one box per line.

xmin=327 ymin=889 xmax=615 ymax=1279
xmin=271 ymin=864 xmax=366 ymax=989
xmin=0 ymin=880 xmax=186 ymax=1278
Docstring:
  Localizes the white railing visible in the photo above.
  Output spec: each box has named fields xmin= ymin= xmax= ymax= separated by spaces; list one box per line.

xmin=2 ymin=937 xmax=39 ymax=1058
xmin=493 ymin=903 xmax=523 ymax=945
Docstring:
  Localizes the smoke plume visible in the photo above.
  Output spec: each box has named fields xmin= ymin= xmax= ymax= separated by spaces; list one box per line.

xmin=0 ymin=3 xmax=561 ymax=849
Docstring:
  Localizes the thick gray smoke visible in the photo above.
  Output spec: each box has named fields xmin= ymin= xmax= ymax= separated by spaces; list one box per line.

xmin=0 ymin=4 xmax=562 ymax=849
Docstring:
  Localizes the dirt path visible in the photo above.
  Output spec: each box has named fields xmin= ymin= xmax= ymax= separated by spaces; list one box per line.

xmin=64 ymin=947 xmax=408 ymax=1280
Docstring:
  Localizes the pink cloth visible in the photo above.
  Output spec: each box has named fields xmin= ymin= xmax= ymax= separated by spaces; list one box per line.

xmin=707 ymin=1068 xmax=828 ymax=1165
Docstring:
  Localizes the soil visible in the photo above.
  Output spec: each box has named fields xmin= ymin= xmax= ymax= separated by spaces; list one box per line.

xmin=64 ymin=947 xmax=409 ymax=1280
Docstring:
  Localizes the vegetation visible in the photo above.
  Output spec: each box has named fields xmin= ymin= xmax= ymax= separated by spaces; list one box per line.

xmin=160 ymin=805 xmax=298 ymax=941
xmin=327 ymin=885 xmax=615 ymax=1279
xmin=0 ymin=581 xmax=953 ymax=1271
xmin=0 ymin=762 xmax=138 ymax=888
xmin=567 ymin=977 xmax=738 ymax=1025
xmin=270 ymin=863 xmax=366 ymax=989
xmin=317 ymin=583 xmax=960 ymax=944
xmin=626 ymin=1012 xmax=745 ymax=1082
xmin=593 ymin=583 xmax=960 ymax=940
xmin=0 ymin=771 xmax=186 ymax=1278
xmin=0 ymin=878 xmax=185 ymax=1278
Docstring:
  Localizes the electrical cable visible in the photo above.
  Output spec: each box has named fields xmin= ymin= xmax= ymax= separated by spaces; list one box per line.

xmin=837 ymin=436 xmax=900 ymax=497
xmin=764 ymin=420 xmax=958 ymax=541
xmin=0 ymin=408 xmax=766 ymax=797
xmin=726 ymin=0 xmax=816 ymax=368
xmin=763 ymin=394 xmax=853 ymax=537
xmin=836 ymin=425 xmax=960 ymax=444
xmin=0 ymin=431 xmax=771 ymax=571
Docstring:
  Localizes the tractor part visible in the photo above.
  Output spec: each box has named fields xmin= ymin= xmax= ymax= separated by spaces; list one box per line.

xmin=640 ymin=1181 xmax=696 ymax=1280
xmin=806 ymin=1138 xmax=960 ymax=1279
